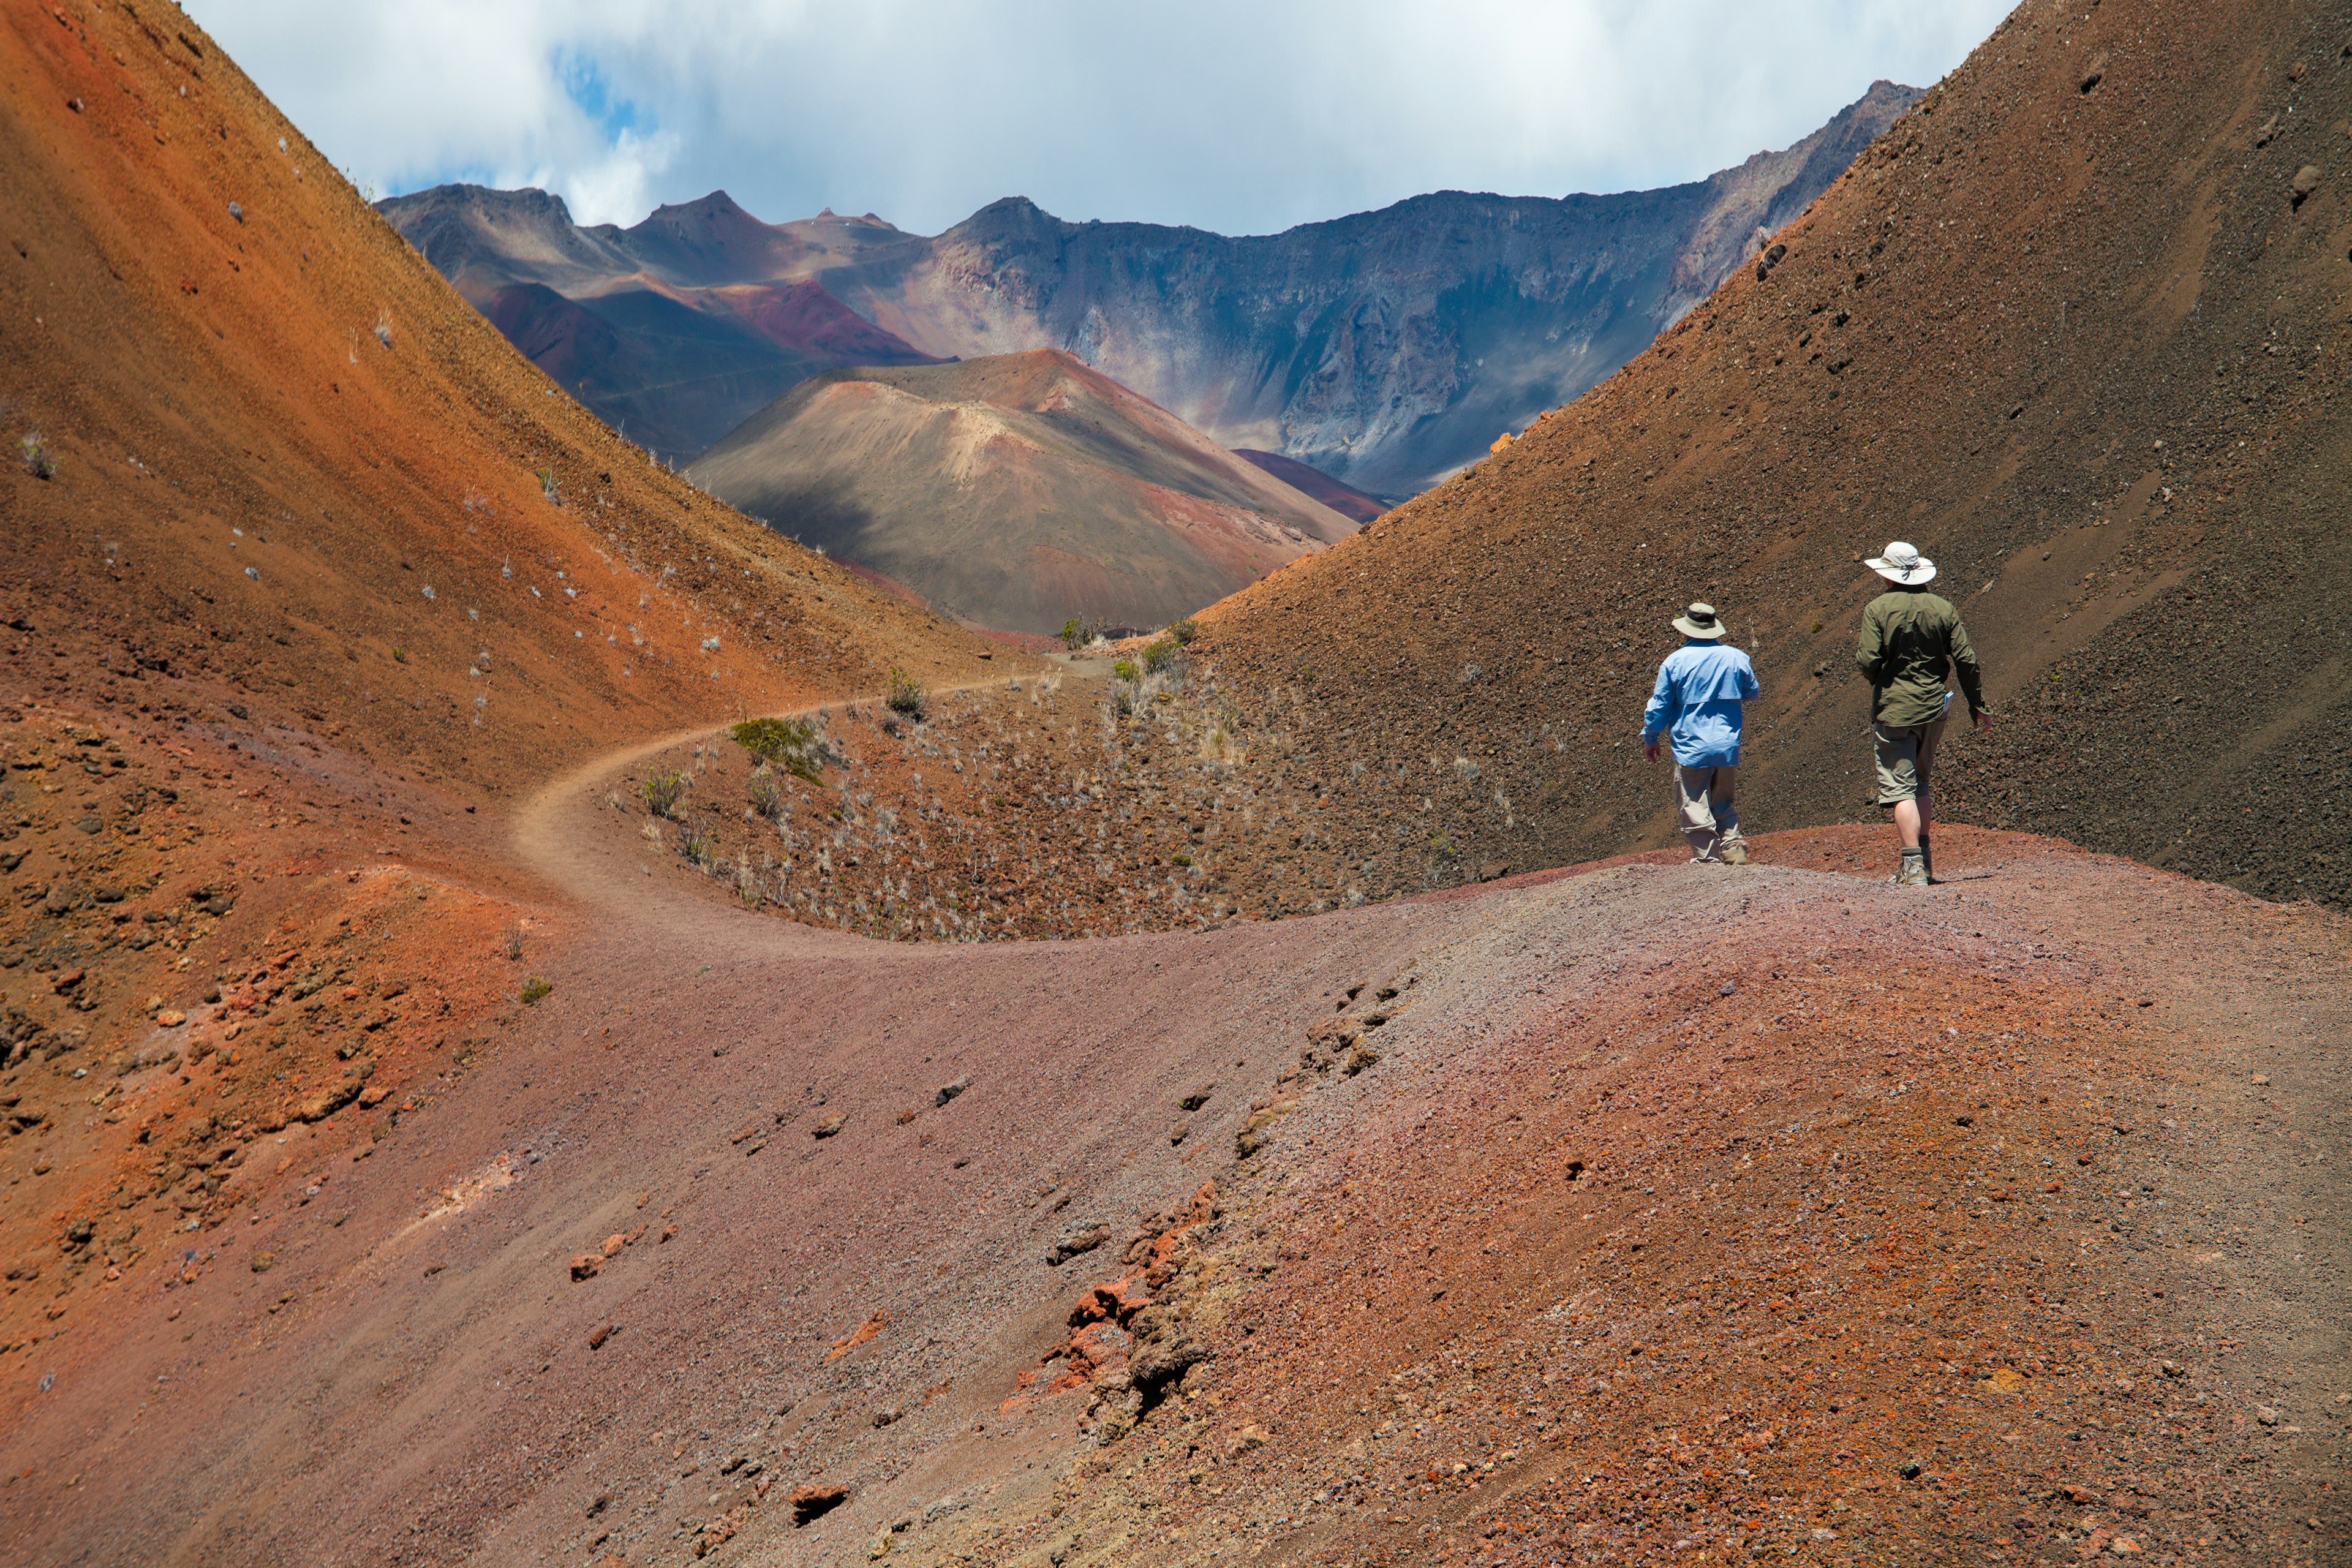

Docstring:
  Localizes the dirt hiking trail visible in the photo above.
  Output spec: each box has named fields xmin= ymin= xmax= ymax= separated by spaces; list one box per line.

xmin=3 ymin=804 xmax=2344 ymax=1566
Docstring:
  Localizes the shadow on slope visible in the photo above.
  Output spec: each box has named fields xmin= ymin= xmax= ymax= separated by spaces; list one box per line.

xmin=1193 ymin=0 xmax=2352 ymax=914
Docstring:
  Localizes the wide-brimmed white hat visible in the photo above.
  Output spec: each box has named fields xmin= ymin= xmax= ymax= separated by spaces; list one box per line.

xmin=1866 ymin=540 xmax=1936 ymax=586
xmin=1672 ymin=601 xmax=1728 ymax=640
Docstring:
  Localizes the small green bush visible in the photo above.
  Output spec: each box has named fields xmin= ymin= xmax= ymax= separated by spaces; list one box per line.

xmin=519 ymin=977 xmax=553 ymax=1005
xmin=731 ymin=717 xmax=823 ymax=782
xmin=1168 ymin=617 xmax=1199 ymax=646
xmin=642 ymin=771 xmax=687 ymax=818
xmin=1112 ymin=657 xmax=1139 ymax=682
xmin=886 ymin=668 xmax=927 ymax=721
xmin=19 ymin=433 xmax=54 ymax=481
xmin=1058 ymin=617 xmax=1085 ymax=650
xmin=1142 ymin=639 xmax=1177 ymax=673
xmin=747 ymin=763 xmax=784 ymax=820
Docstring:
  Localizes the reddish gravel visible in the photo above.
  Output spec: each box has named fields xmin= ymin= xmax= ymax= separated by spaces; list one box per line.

xmin=1 ymin=794 xmax=2340 ymax=1566
xmin=0 ymin=6 xmax=2345 ymax=1567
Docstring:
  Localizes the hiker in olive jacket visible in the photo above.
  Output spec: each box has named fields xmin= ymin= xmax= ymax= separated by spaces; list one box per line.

xmin=1855 ymin=541 xmax=1991 ymax=886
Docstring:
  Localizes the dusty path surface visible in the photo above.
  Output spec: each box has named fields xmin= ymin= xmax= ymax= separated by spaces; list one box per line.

xmin=0 ymin=792 xmax=2343 ymax=1566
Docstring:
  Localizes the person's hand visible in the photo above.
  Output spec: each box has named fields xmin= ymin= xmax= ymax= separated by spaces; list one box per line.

xmin=1973 ymin=710 xmax=1994 ymax=734
xmin=1642 ymin=740 xmax=1662 ymax=763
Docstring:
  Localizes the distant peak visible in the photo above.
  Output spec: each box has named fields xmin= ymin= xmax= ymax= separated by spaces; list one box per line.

xmin=643 ymin=189 xmax=754 ymax=224
xmin=376 ymin=183 xmax=572 ymax=224
xmin=816 ymin=206 xmax=837 ymax=219
xmin=946 ymin=195 xmax=1071 ymax=240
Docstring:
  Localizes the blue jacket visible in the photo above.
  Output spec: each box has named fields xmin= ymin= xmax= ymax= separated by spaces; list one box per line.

xmin=1642 ymin=640 xmax=1759 ymax=767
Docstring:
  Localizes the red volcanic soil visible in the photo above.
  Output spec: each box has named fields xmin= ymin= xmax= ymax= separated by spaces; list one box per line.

xmin=834 ymin=559 xmax=934 ymax=614
xmin=712 ymin=277 xmax=945 ymax=365
xmin=480 ymin=281 xmax=614 ymax=386
xmin=3 ymin=786 xmax=2343 ymax=1564
xmin=0 ymin=4 xmax=2343 ymax=1567
xmin=1232 ymin=448 xmax=1390 ymax=523
xmin=0 ymin=0 xmax=1005 ymax=797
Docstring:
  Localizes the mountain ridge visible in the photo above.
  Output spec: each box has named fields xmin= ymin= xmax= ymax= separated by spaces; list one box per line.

xmin=1185 ymin=0 xmax=2352 ymax=916
xmin=685 ymin=347 xmax=1357 ymax=633
xmin=4 ymin=6 xmax=2348 ymax=1567
xmin=380 ymin=81 xmax=1918 ymax=488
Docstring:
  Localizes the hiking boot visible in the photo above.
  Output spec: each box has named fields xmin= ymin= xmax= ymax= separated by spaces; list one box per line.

xmin=1719 ymin=841 xmax=1749 ymax=866
xmin=1893 ymin=848 xmax=1929 ymax=887
xmin=1918 ymin=835 xmax=1934 ymax=882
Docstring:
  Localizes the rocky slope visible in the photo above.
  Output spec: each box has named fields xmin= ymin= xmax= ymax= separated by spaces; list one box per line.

xmin=0 ymin=5 xmax=2346 ymax=1567
xmin=0 ymin=7 xmax=998 ymax=798
xmin=378 ymin=187 xmax=942 ymax=459
xmin=1191 ymin=0 xmax=2352 ymax=916
xmin=0 ymin=0 xmax=1000 ymax=1479
xmin=686 ymin=350 xmax=1355 ymax=634
xmin=1230 ymin=448 xmax=1387 ymax=523
xmin=10 ymin=778 xmax=2345 ymax=1566
xmin=381 ymin=85 xmax=1917 ymax=491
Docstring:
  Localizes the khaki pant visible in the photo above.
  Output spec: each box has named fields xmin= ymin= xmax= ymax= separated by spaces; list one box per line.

xmin=1874 ymin=716 xmax=1948 ymax=805
xmin=1676 ymin=765 xmax=1743 ymax=862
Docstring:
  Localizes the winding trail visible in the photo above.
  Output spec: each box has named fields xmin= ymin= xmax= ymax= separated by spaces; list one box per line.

xmin=6 ymin=756 xmax=2347 ymax=1566
xmin=511 ymin=679 xmax=1034 ymax=932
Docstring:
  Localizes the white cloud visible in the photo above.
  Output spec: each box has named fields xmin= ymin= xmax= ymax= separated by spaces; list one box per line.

xmin=549 ymin=127 xmax=682 ymax=228
xmin=186 ymin=0 xmax=2013 ymax=235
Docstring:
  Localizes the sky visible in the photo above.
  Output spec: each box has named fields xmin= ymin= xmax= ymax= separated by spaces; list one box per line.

xmin=186 ymin=0 xmax=2015 ymax=238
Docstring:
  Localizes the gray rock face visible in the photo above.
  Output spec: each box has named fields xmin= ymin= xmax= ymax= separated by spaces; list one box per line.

xmin=382 ymin=81 xmax=1915 ymax=492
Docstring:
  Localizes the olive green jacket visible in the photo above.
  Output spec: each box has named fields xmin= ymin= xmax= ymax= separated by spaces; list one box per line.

xmin=1855 ymin=589 xmax=1986 ymax=728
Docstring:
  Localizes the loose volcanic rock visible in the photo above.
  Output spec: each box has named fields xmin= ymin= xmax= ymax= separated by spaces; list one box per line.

xmin=789 ymin=1483 xmax=849 ymax=1526
xmin=1045 ymin=1224 xmax=1112 ymax=1267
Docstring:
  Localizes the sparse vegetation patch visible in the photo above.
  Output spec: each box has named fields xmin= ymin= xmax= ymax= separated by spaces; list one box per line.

xmin=747 ymin=763 xmax=785 ymax=820
xmin=731 ymin=717 xmax=824 ymax=783
xmin=641 ymin=771 xmax=687 ymax=818
xmin=886 ymin=668 xmax=927 ymax=722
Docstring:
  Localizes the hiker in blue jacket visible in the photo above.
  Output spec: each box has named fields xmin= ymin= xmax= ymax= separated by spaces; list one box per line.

xmin=1641 ymin=601 xmax=1761 ymax=864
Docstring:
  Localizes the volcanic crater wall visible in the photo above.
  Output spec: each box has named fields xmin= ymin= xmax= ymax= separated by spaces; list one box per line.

xmin=0 ymin=0 xmax=997 ymax=804
xmin=1196 ymin=0 xmax=2352 ymax=912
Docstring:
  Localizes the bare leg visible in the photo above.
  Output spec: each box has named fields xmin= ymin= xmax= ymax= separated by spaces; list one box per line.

xmin=1893 ymin=798 xmax=1923 ymax=849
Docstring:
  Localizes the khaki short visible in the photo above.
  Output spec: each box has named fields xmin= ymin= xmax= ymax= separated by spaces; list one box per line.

xmin=1874 ymin=717 xmax=1947 ymax=805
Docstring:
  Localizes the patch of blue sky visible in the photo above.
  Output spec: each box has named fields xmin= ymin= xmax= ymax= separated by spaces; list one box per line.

xmin=557 ymin=51 xmax=647 ymax=143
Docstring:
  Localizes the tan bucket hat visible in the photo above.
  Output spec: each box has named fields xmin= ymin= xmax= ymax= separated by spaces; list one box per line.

xmin=1866 ymin=541 xmax=1937 ymax=586
xmin=1672 ymin=602 xmax=1728 ymax=640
